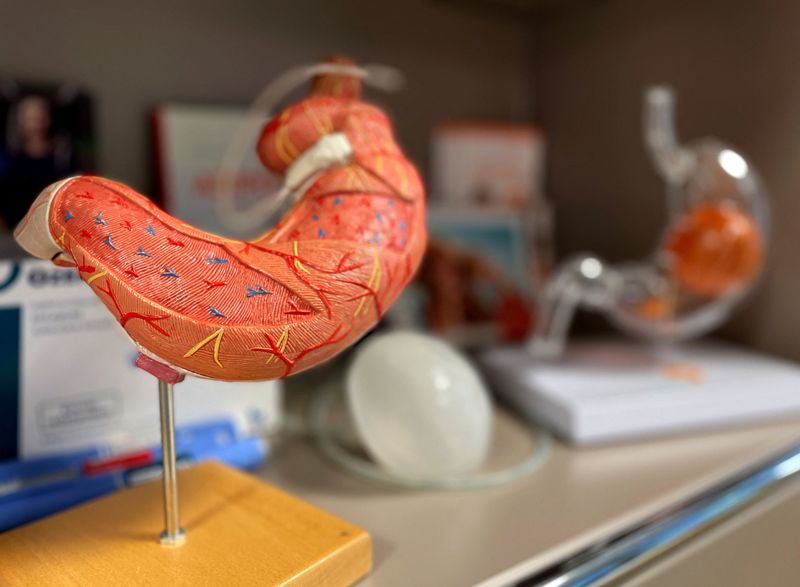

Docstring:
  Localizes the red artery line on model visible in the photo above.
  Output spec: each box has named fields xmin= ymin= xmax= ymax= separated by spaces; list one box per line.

xmin=96 ymin=279 xmax=170 ymax=337
xmin=251 ymin=324 xmax=350 ymax=377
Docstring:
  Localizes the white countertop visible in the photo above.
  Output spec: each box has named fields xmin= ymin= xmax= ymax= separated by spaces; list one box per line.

xmin=255 ymin=397 xmax=800 ymax=587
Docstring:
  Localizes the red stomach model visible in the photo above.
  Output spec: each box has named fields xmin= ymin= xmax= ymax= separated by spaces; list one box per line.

xmin=14 ymin=68 xmax=426 ymax=381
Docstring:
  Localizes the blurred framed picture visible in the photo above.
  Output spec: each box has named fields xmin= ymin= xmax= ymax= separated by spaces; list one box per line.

xmin=427 ymin=208 xmax=532 ymax=289
xmin=387 ymin=206 xmax=543 ymax=347
xmin=0 ymin=80 xmax=95 ymax=232
xmin=431 ymin=121 xmax=545 ymax=209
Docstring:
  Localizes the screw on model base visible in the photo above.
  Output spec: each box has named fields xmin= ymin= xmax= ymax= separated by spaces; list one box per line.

xmin=160 ymin=527 xmax=187 ymax=547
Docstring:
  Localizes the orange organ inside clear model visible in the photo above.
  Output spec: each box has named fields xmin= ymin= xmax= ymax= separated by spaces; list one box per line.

xmin=664 ymin=203 xmax=763 ymax=297
xmin=14 ymin=70 xmax=427 ymax=381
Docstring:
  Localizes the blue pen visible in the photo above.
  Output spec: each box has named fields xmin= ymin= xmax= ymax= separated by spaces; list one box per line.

xmin=80 ymin=419 xmax=239 ymax=476
xmin=0 ymin=448 xmax=101 ymax=489
xmin=185 ymin=436 xmax=267 ymax=471
xmin=0 ymin=474 xmax=121 ymax=532
xmin=174 ymin=419 xmax=238 ymax=454
xmin=0 ymin=419 xmax=236 ymax=492
xmin=124 ymin=437 xmax=268 ymax=486
xmin=0 ymin=435 xmax=268 ymax=531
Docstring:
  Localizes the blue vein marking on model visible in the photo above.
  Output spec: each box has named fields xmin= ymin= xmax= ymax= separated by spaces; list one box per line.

xmin=64 ymin=210 xmax=74 ymax=222
xmin=209 ymin=306 xmax=226 ymax=318
xmin=206 ymin=256 xmax=229 ymax=264
xmin=102 ymin=234 xmax=116 ymax=250
xmin=370 ymin=232 xmax=382 ymax=245
xmin=388 ymin=199 xmax=396 ymax=208
xmin=399 ymin=220 xmax=407 ymax=230
xmin=318 ymin=227 xmax=326 ymax=238
xmin=146 ymin=224 xmax=156 ymax=236
xmin=312 ymin=213 xmax=320 ymax=221
xmin=95 ymin=211 xmax=107 ymax=225
xmin=399 ymin=237 xmax=407 ymax=246
xmin=246 ymin=285 xmax=272 ymax=298
xmin=334 ymin=196 xmax=342 ymax=206
xmin=135 ymin=246 xmax=152 ymax=257
xmin=375 ymin=211 xmax=383 ymax=222
xmin=161 ymin=266 xmax=179 ymax=278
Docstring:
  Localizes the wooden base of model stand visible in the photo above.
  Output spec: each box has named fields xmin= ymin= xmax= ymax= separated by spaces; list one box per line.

xmin=0 ymin=461 xmax=372 ymax=586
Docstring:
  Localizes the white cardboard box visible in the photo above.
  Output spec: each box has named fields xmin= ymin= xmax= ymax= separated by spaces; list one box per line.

xmin=0 ymin=259 xmax=282 ymax=460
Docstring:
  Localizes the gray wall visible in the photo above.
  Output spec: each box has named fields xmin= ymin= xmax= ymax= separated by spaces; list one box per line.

xmin=0 ymin=0 xmax=533 ymax=190
xmin=534 ymin=0 xmax=800 ymax=360
xmin=4 ymin=0 xmax=796 ymax=358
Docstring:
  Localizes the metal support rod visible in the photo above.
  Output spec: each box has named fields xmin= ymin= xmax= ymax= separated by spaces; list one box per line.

xmin=158 ymin=379 xmax=186 ymax=546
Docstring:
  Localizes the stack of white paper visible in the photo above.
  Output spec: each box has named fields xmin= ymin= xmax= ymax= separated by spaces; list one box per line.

xmin=482 ymin=338 xmax=800 ymax=445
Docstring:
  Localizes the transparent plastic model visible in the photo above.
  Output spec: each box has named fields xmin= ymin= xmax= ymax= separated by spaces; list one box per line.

xmin=530 ymin=86 xmax=768 ymax=358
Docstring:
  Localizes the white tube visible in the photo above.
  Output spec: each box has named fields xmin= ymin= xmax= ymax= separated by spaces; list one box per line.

xmin=213 ymin=62 xmax=404 ymax=236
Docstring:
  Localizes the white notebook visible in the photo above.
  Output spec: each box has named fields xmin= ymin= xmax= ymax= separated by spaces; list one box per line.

xmin=481 ymin=338 xmax=800 ymax=445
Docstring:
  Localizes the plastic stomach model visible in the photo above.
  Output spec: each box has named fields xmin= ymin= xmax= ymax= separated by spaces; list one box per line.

xmin=14 ymin=64 xmax=427 ymax=381
xmin=531 ymin=85 xmax=767 ymax=357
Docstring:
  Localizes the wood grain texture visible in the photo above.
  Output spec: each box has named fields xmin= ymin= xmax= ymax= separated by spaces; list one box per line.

xmin=0 ymin=462 xmax=371 ymax=586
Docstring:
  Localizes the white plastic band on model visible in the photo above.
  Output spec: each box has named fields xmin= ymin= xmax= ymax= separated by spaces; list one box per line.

xmin=213 ymin=61 xmax=403 ymax=236
xmin=284 ymin=132 xmax=353 ymax=196
xmin=214 ymin=132 xmax=353 ymax=235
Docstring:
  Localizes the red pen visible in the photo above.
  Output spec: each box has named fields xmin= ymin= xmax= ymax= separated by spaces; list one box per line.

xmin=82 ymin=450 xmax=155 ymax=476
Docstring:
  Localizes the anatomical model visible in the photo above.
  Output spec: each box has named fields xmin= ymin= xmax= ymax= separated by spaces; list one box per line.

xmin=15 ymin=62 xmax=426 ymax=382
xmin=13 ymin=59 xmax=427 ymax=546
xmin=531 ymin=85 xmax=766 ymax=357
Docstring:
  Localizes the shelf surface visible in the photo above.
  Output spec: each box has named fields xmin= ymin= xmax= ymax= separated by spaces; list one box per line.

xmin=258 ymin=404 xmax=800 ymax=587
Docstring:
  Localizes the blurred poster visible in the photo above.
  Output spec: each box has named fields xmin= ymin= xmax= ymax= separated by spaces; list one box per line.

xmin=431 ymin=122 xmax=545 ymax=209
xmin=0 ymin=80 xmax=95 ymax=232
xmin=153 ymin=104 xmax=281 ymax=238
